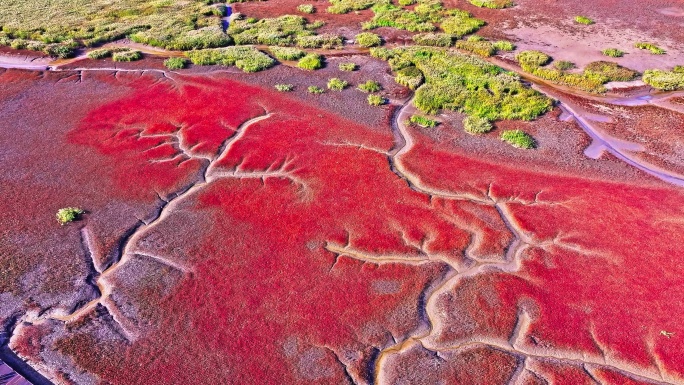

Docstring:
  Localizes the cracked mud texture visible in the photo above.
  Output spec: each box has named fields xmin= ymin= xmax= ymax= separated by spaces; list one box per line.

xmin=1 ymin=64 xmax=684 ymax=385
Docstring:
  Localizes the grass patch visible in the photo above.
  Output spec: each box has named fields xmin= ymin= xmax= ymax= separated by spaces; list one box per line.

xmin=455 ymin=38 xmax=495 ymax=57
xmin=275 ymin=83 xmax=295 ymax=91
xmin=86 ymin=48 xmax=127 ymax=59
xmin=229 ymin=14 xmax=323 ymax=46
xmin=643 ymin=68 xmax=684 ymax=90
xmin=516 ymin=50 xmax=551 ymax=71
xmin=355 ymin=32 xmax=382 ymax=47
xmin=367 ymin=94 xmax=387 ymax=106
xmin=382 ymin=47 xmax=552 ymax=120
xmin=0 ymin=0 xmax=233 ymax=52
xmin=395 ymin=65 xmax=424 ymax=90
xmin=413 ymin=33 xmax=453 ymax=47
xmin=187 ymin=46 xmax=276 ymax=72
xmin=527 ymin=59 xmax=638 ymax=92
xmin=410 ymin=115 xmax=438 ymax=128
xmin=492 ymin=40 xmax=515 ymax=51
xmin=327 ymin=0 xmax=385 ymax=14
xmin=327 ymin=77 xmax=349 ymax=90
xmin=298 ymin=53 xmax=324 ymax=70
xmin=469 ymin=0 xmax=514 ymax=8
xmin=553 ymin=60 xmax=574 ymax=70
xmin=56 ymin=207 xmax=84 ymax=225
xmin=164 ymin=57 xmax=188 ymax=69
xmin=574 ymin=16 xmax=594 ymax=25
xmin=501 ymin=129 xmax=535 ymax=149
xmin=308 ymin=85 xmax=325 ymax=94
xmin=440 ymin=10 xmax=486 ymax=38
xmin=463 ymin=116 xmax=492 ymax=134
xmin=357 ymin=80 xmax=382 ymax=92
xmin=112 ymin=49 xmax=143 ymax=62
xmin=269 ymin=46 xmax=306 ymax=61
xmin=296 ymin=33 xmax=344 ymax=49
xmin=339 ymin=62 xmax=358 ymax=71
xmin=635 ymin=42 xmax=665 ymax=55
xmin=602 ymin=48 xmax=624 ymax=58
xmin=297 ymin=4 xmax=315 ymax=13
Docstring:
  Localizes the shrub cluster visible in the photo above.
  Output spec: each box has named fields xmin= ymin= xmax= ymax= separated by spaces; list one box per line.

xmin=187 ymin=46 xmax=276 ymax=72
xmin=412 ymin=33 xmax=453 ymax=47
xmin=409 ymin=115 xmax=438 ymax=128
xmin=643 ymin=68 xmax=684 ymax=90
xmin=362 ymin=2 xmax=472 ymax=33
xmin=440 ymin=10 xmax=486 ymax=38
xmin=298 ymin=53 xmax=324 ymax=70
xmin=492 ymin=40 xmax=515 ymax=51
xmin=355 ymin=32 xmax=382 ymax=47
xmin=553 ymin=60 xmax=574 ymax=70
xmin=357 ymin=80 xmax=382 ymax=92
xmin=367 ymin=94 xmax=387 ymax=106
xmin=463 ymin=116 xmax=492 ymax=134
xmin=297 ymin=4 xmax=315 ymax=13
xmin=112 ymin=50 xmax=143 ymax=62
xmin=395 ymin=65 xmax=424 ymax=90
xmin=327 ymin=0 xmax=382 ymax=14
xmin=339 ymin=62 xmax=358 ymax=71
xmin=602 ymin=48 xmax=624 ymax=58
xmin=164 ymin=57 xmax=188 ymax=69
xmin=500 ymin=129 xmax=535 ymax=149
xmin=469 ymin=0 xmax=514 ymax=8
xmin=229 ymin=15 xmax=321 ymax=46
xmin=574 ymin=16 xmax=594 ymax=25
xmin=635 ymin=42 xmax=665 ymax=55
xmin=327 ymin=77 xmax=349 ymax=90
xmin=269 ymin=46 xmax=306 ymax=61
xmin=308 ymin=85 xmax=325 ymax=94
xmin=455 ymin=38 xmax=496 ymax=57
xmin=296 ymin=33 xmax=344 ymax=49
xmin=275 ymin=84 xmax=295 ymax=91
xmin=515 ymin=50 xmax=551 ymax=71
xmin=56 ymin=207 xmax=84 ymax=225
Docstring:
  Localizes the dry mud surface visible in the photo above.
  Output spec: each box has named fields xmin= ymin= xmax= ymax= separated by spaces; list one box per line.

xmin=1 ymin=64 xmax=684 ymax=385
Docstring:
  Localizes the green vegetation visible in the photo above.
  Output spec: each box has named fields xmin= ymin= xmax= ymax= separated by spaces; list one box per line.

xmin=112 ymin=49 xmax=143 ymax=62
xmin=339 ymin=62 xmax=358 ymax=71
xmin=164 ymin=57 xmax=188 ymax=69
xmin=187 ymin=47 xmax=276 ymax=72
xmin=269 ymin=46 xmax=306 ymax=61
xmin=275 ymin=83 xmax=295 ymax=91
xmin=635 ymin=42 xmax=665 ymax=55
xmin=515 ymin=50 xmax=551 ymax=71
xmin=296 ymin=33 xmax=344 ymax=49
xmin=308 ymin=85 xmax=325 ymax=94
xmin=86 ymin=47 xmax=127 ymax=59
xmin=297 ymin=53 xmax=324 ymax=70
xmin=355 ymin=32 xmax=382 ymax=47
xmin=413 ymin=33 xmax=453 ymax=47
xmin=395 ymin=65 xmax=424 ymax=90
xmin=455 ymin=37 xmax=496 ymax=57
xmin=381 ymin=47 xmax=551 ymax=119
xmin=501 ymin=129 xmax=535 ymax=149
xmin=327 ymin=77 xmax=349 ymax=90
xmin=469 ymin=0 xmax=514 ymax=8
xmin=463 ymin=116 xmax=493 ymax=134
xmin=553 ymin=60 xmax=574 ymax=70
xmin=362 ymin=2 xmax=483 ymax=35
xmin=327 ymin=0 xmax=384 ymax=14
xmin=228 ymin=14 xmax=324 ymax=46
xmin=398 ymin=0 xmax=416 ymax=5
xmin=440 ymin=10 xmax=486 ymax=38
xmin=297 ymin=4 xmax=316 ymax=13
xmin=602 ymin=48 xmax=624 ymax=58
xmin=0 ymin=0 xmax=234 ymax=53
xmin=574 ymin=16 xmax=594 ymax=25
xmin=357 ymin=80 xmax=382 ymax=92
xmin=56 ymin=207 xmax=84 ymax=225
xmin=409 ymin=115 xmax=438 ymax=128
xmin=367 ymin=94 xmax=387 ymax=106
xmin=492 ymin=40 xmax=515 ymax=51
xmin=524 ymin=56 xmax=638 ymax=92
xmin=643 ymin=67 xmax=684 ymax=90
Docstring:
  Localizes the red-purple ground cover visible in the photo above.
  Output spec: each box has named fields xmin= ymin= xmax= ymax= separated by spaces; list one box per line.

xmin=2 ymin=68 xmax=684 ymax=384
